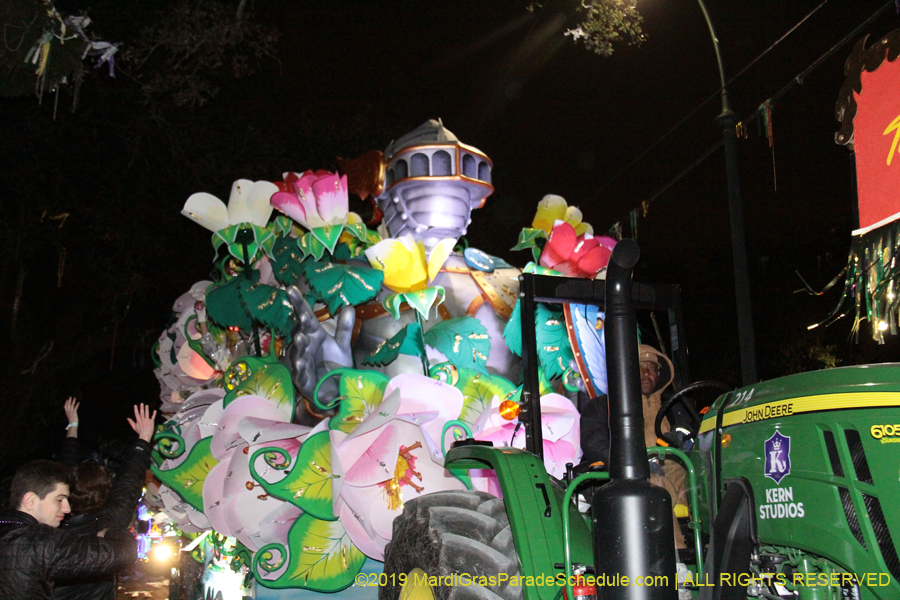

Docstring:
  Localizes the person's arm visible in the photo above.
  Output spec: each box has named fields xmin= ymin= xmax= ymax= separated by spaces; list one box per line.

xmin=579 ymin=394 xmax=610 ymax=467
xmin=60 ymin=397 xmax=80 ymax=464
xmin=94 ymin=404 xmax=156 ymax=532
xmin=47 ymin=526 xmax=137 ymax=582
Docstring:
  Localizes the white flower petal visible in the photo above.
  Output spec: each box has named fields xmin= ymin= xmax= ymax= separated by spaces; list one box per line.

xmin=182 ymin=192 xmax=230 ymax=232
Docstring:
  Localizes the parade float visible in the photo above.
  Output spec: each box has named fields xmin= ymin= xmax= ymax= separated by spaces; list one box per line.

xmin=820 ymin=27 xmax=900 ymax=342
xmin=148 ymin=120 xmax=616 ymax=599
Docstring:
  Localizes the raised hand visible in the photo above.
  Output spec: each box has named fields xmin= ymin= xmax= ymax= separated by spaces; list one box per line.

xmin=127 ymin=404 xmax=158 ymax=443
xmin=64 ymin=397 xmax=80 ymax=438
xmin=284 ymin=285 xmax=355 ymax=411
xmin=64 ymin=396 xmax=80 ymax=425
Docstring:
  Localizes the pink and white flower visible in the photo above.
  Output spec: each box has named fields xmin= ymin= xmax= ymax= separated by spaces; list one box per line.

xmin=271 ymin=170 xmax=350 ymax=229
xmin=329 ymin=374 xmax=468 ymax=560
xmin=473 ymin=393 xmax=582 ymax=479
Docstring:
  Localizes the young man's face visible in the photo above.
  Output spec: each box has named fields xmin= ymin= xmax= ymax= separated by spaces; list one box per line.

xmin=24 ymin=483 xmax=71 ymax=527
xmin=639 ymin=361 xmax=660 ymax=396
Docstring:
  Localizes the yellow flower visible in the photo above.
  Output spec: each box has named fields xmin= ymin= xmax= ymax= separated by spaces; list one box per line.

xmin=364 ymin=234 xmax=455 ymax=293
xmin=531 ymin=194 xmax=593 ymax=236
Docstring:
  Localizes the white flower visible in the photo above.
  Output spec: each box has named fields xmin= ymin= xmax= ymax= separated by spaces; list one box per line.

xmin=182 ymin=179 xmax=278 ymax=233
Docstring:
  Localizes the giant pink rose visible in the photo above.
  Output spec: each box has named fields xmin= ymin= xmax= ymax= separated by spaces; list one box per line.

xmin=270 ymin=170 xmax=349 ymax=229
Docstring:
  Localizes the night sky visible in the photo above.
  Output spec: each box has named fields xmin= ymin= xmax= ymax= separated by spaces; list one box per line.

xmin=1 ymin=0 xmax=898 ymax=471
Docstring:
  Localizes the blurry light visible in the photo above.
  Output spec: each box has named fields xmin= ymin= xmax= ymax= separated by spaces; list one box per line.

xmin=807 ymin=323 xmax=819 ymax=330
xmin=721 ymin=433 xmax=732 ymax=448
xmin=878 ymin=320 xmax=889 ymax=332
xmin=499 ymin=399 xmax=521 ymax=421
xmin=152 ymin=543 xmax=175 ymax=563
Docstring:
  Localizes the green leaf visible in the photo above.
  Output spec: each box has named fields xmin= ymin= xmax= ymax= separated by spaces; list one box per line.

xmin=271 ymin=235 xmax=307 ymax=286
xmin=238 ymin=280 xmax=296 ymax=337
xmin=310 ymin=224 xmax=344 ymax=255
xmin=502 ymin=300 xmax=573 ymax=381
xmin=386 ymin=287 xmax=444 ymax=320
xmin=328 ymin=369 xmax=390 ymax=433
xmin=251 ymin=431 xmax=336 ymax=520
xmin=424 ymin=317 xmax=491 ymax=374
xmin=362 ymin=322 xmax=427 ymax=368
xmin=342 ymin=222 xmax=369 ymax=242
xmin=269 ymin=216 xmax=294 ymax=237
xmin=151 ymin=437 xmax=219 ymax=512
xmin=206 ymin=277 xmax=253 ymax=331
xmin=536 ymin=303 xmax=573 ymax=380
xmin=338 ymin=225 xmax=380 ymax=258
xmin=253 ymin=515 xmax=365 ymax=592
xmin=223 ymin=356 xmax=295 ymax=422
xmin=212 ymin=224 xmax=276 ymax=263
xmin=522 ymin=261 xmax=560 ymax=276
xmin=511 ymin=227 xmax=547 ymax=263
xmin=301 ymin=260 xmax=384 ymax=315
xmin=503 ymin=299 xmax=522 ymax=357
xmin=298 ymin=232 xmax=327 ymax=261
xmin=431 ymin=364 xmax=516 ymax=429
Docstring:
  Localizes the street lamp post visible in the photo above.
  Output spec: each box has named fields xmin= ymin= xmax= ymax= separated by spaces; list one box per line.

xmin=695 ymin=0 xmax=758 ymax=385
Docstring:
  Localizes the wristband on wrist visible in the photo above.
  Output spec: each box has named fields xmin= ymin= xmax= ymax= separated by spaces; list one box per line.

xmin=66 ymin=422 xmax=78 ymax=430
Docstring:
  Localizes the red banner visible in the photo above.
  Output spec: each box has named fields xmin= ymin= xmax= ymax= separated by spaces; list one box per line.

xmin=853 ymin=52 xmax=900 ymax=235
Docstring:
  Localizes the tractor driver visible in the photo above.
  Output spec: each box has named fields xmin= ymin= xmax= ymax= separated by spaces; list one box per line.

xmin=638 ymin=345 xmax=689 ymax=537
xmin=579 ymin=343 xmax=689 ymax=551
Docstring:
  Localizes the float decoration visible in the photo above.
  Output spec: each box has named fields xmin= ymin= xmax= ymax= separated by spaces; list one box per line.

xmin=1 ymin=0 xmax=119 ymax=109
xmin=422 ymin=317 xmax=491 ymax=375
xmin=822 ymin=28 xmax=900 ymax=342
xmin=365 ymin=234 xmax=455 ymax=320
xmin=151 ymin=436 xmax=219 ymax=512
xmin=253 ymin=515 xmax=365 ymax=592
xmin=299 ymin=252 xmax=384 ymax=316
xmin=503 ymin=299 xmax=574 ymax=381
xmin=270 ymin=235 xmax=308 ymax=286
xmin=250 ymin=431 xmax=337 ymax=521
xmin=430 ymin=364 xmax=519 ymax=431
xmin=212 ymin=224 xmax=277 ymax=265
xmin=182 ymin=179 xmax=278 ymax=235
xmin=361 ymin=322 xmax=427 ymax=368
xmin=222 ymin=357 xmax=295 ymax=422
xmin=271 ymin=170 xmax=367 ymax=260
xmin=152 ymin=127 xmax=595 ymax=593
xmin=325 ymin=370 xmax=390 ymax=433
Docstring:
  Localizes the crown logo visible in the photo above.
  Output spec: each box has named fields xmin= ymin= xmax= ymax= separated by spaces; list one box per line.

xmin=772 ymin=439 xmax=782 ymax=450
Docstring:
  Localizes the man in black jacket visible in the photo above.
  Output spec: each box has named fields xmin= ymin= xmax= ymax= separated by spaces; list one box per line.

xmin=0 ymin=460 xmax=136 ymax=600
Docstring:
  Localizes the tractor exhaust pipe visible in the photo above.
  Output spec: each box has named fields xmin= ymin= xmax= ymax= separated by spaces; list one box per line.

xmin=592 ymin=239 xmax=677 ymax=600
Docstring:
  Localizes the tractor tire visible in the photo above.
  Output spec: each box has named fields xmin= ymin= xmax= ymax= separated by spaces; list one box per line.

xmin=380 ymin=490 xmax=523 ymax=600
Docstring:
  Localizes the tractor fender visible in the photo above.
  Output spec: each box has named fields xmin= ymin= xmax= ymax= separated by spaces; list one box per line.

xmin=699 ymin=478 xmax=758 ymax=600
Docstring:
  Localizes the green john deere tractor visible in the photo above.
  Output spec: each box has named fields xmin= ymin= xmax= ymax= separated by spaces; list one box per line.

xmin=378 ymin=239 xmax=900 ymax=600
